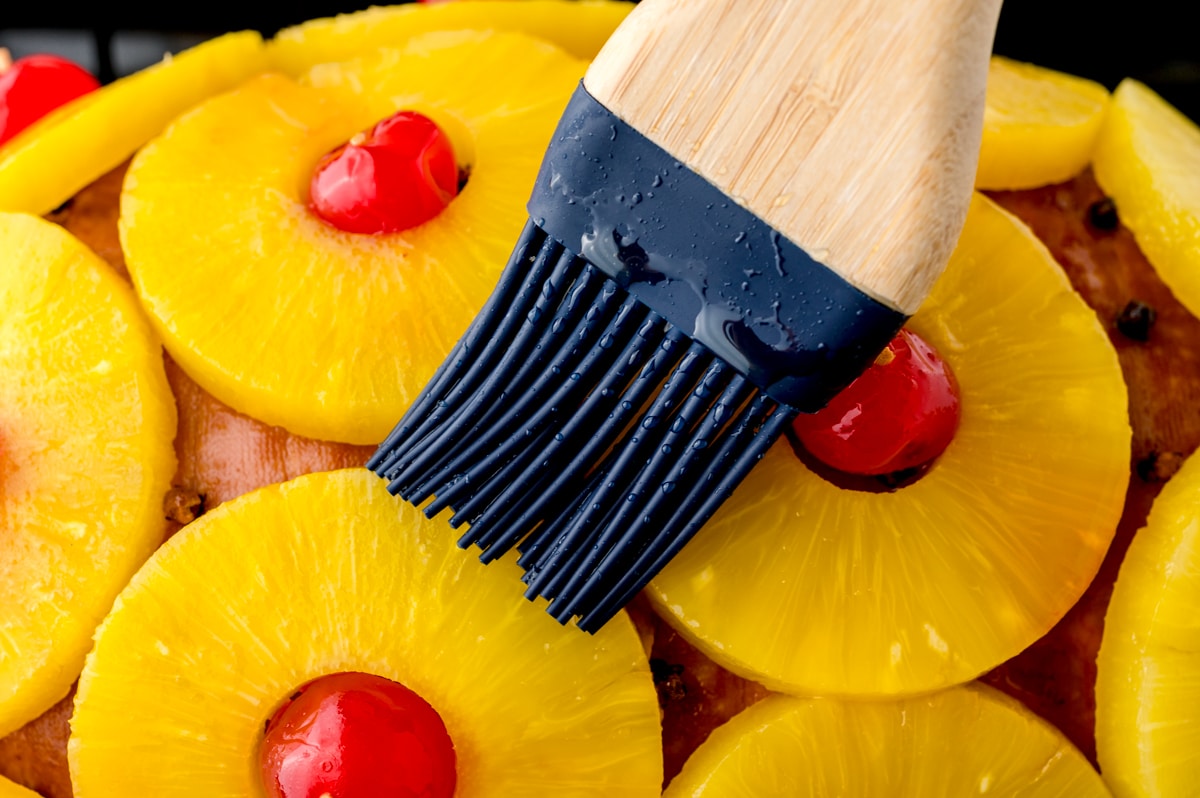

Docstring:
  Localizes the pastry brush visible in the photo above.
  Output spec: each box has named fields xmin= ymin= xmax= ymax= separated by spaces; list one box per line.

xmin=369 ymin=0 xmax=1002 ymax=632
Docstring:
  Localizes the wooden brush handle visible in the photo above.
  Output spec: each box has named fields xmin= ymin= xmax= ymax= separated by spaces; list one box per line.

xmin=585 ymin=0 xmax=1003 ymax=314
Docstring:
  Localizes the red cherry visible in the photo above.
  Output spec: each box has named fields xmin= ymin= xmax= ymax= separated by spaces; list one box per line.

xmin=309 ymin=110 xmax=459 ymax=235
xmin=0 ymin=51 xmax=100 ymax=147
xmin=260 ymin=671 xmax=457 ymax=798
xmin=791 ymin=328 xmax=961 ymax=476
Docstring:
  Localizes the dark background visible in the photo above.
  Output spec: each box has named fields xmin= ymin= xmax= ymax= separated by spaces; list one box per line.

xmin=1 ymin=1 xmax=1196 ymax=123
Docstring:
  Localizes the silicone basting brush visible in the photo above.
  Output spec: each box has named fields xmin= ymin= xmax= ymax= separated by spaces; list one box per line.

xmin=369 ymin=0 xmax=1003 ymax=632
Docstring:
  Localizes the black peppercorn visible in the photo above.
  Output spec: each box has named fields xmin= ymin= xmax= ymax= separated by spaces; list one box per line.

xmin=1088 ymin=197 xmax=1119 ymax=231
xmin=650 ymin=658 xmax=688 ymax=702
xmin=1115 ymin=300 xmax=1156 ymax=341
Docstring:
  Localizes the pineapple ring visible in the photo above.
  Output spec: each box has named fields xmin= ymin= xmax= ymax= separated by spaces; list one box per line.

xmin=121 ymin=30 xmax=587 ymax=444
xmin=68 ymin=469 xmax=662 ymax=796
xmin=649 ymin=194 xmax=1130 ymax=697
xmin=662 ymin=684 xmax=1109 ymax=796
xmin=975 ymin=56 xmax=1109 ymax=191
xmin=0 ymin=213 xmax=176 ymax=738
xmin=1093 ymin=79 xmax=1200 ymax=319
xmin=270 ymin=0 xmax=634 ymax=73
xmin=1096 ymin=449 xmax=1200 ymax=797
xmin=0 ymin=32 xmax=268 ymax=217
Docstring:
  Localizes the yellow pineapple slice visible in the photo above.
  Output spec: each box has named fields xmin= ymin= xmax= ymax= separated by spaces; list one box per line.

xmin=663 ymin=684 xmax=1109 ymax=796
xmin=1093 ymin=79 xmax=1200 ymax=318
xmin=269 ymin=0 xmax=632 ymax=74
xmin=976 ymin=56 xmax=1109 ymax=190
xmin=0 ymin=32 xmax=267 ymax=216
xmin=121 ymin=31 xmax=586 ymax=444
xmin=0 ymin=776 xmax=36 ymax=798
xmin=649 ymin=194 xmax=1129 ymax=696
xmin=69 ymin=469 xmax=662 ymax=796
xmin=1096 ymin=449 xmax=1200 ymax=797
xmin=0 ymin=212 xmax=176 ymax=737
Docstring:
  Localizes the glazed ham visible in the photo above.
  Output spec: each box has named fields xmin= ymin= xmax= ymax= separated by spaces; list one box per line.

xmin=1 ymin=163 xmax=1195 ymax=795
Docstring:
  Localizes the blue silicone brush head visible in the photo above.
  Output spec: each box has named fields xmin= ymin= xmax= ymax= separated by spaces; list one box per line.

xmin=369 ymin=0 xmax=1000 ymax=632
xmin=368 ymin=85 xmax=905 ymax=632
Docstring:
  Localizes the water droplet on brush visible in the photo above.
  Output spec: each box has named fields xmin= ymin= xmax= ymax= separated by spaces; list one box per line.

xmin=651 ymin=174 xmax=663 ymax=187
xmin=670 ymin=416 xmax=687 ymax=433
xmin=661 ymin=481 xmax=676 ymax=494
xmin=642 ymin=415 xmax=660 ymax=429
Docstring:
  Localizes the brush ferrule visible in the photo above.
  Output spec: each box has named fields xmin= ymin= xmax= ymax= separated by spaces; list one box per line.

xmin=529 ymin=84 xmax=907 ymax=412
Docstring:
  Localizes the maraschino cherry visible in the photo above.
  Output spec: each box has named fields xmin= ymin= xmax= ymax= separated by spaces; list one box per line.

xmin=0 ymin=49 xmax=100 ymax=146
xmin=792 ymin=328 xmax=961 ymax=476
xmin=260 ymin=671 xmax=457 ymax=798
xmin=309 ymin=110 xmax=459 ymax=234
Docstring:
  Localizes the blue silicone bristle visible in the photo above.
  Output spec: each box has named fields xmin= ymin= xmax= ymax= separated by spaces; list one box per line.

xmin=368 ymin=84 xmax=906 ymax=632
xmin=369 ymin=218 xmax=795 ymax=630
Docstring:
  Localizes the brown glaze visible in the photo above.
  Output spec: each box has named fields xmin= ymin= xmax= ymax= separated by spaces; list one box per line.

xmin=164 ymin=357 xmax=374 ymax=521
xmin=43 ymin=166 xmax=128 ymax=280
xmin=629 ymin=597 xmax=773 ymax=784
xmin=4 ymin=163 xmax=1197 ymax=794
xmin=0 ymin=691 xmax=73 ymax=798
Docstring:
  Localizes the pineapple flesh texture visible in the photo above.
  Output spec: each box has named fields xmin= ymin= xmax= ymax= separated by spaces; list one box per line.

xmin=663 ymin=684 xmax=1110 ymax=797
xmin=649 ymin=194 xmax=1130 ymax=697
xmin=121 ymin=31 xmax=587 ymax=445
xmin=975 ymin=56 xmax=1109 ymax=190
xmin=0 ymin=213 xmax=176 ymax=738
xmin=1096 ymin=449 xmax=1200 ymax=798
xmin=69 ymin=469 xmax=662 ymax=797
xmin=269 ymin=0 xmax=633 ymax=73
xmin=0 ymin=32 xmax=268 ymax=217
xmin=1093 ymin=79 xmax=1200 ymax=320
